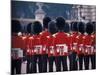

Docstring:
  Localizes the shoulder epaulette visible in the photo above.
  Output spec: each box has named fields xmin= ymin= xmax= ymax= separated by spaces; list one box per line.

xmin=83 ymin=36 xmax=85 ymax=39
xmin=52 ymin=33 xmax=58 ymax=37
xmin=39 ymin=32 xmax=43 ymax=35
xmin=29 ymin=36 xmax=34 ymax=39
xmin=76 ymin=35 xmax=79 ymax=39
xmin=84 ymin=32 xmax=88 ymax=36
xmin=47 ymin=36 xmax=50 ymax=38
xmin=91 ymin=34 xmax=94 ymax=38
xmin=65 ymin=33 xmax=70 ymax=37
xmin=22 ymin=36 xmax=27 ymax=40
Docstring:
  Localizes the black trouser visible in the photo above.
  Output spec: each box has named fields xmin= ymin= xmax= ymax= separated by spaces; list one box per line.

xmin=42 ymin=54 xmax=48 ymax=72
xmin=26 ymin=55 xmax=31 ymax=73
xmin=33 ymin=54 xmax=43 ymax=73
xmin=27 ymin=55 xmax=43 ymax=73
xmin=48 ymin=56 xmax=55 ymax=72
xmin=69 ymin=51 xmax=78 ymax=71
xmin=23 ymin=50 xmax=27 ymax=61
xmin=55 ymin=56 xmax=68 ymax=72
xmin=11 ymin=59 xmax=21 ymax=75
xmin=11 ymin=59 xmax=15 ymax=75
xmin=90 ymin=54 xmax=96 ymax=69
xmin=30 ymin=55 xmax=36 ymax=73
xmin=84 ymin=55 xmax=90 ymax=70
xmin=78 ymin=54 xmax=84 ymax=70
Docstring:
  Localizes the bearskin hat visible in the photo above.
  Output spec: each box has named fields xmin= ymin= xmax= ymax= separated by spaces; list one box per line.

xmin=12 ymin=20 xmax=21 ymax=33
xmin=56 ymin=16 xmax=65 ymax=31
xmin=48 ymin=21 xmax=58 ymax=34
xmin=86 ymin=22 xmax=93 ymax=34
xmin=63 ymin=22 xmax=70 ymax=33
xmin=43 ymin=17 xmax=51 ymax=29
xmin=92 ymin=21 xmax=96 ymax=32
xmin=78 ymin=22 xmax=85 ymax=34
xmin=70 ymin=22 xmax=74 ymax=31
xmin=71 ymin=22 xmax=78 ymax=32
xmin=33 ymin=21 xmax=42 ymax=34
xmin=27 ymin=23 xmax=32 ymax=33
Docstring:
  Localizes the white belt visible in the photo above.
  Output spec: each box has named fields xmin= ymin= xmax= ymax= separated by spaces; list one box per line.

xmin=86 ymin=45 xmax=91 ymax=47
xmin=79 ymin=44 xmax=83 ymax=46
xmin=56 ymin=44 xmax=68 ymax=55
xmin=73 ymin=43 xmax=77 ymax=45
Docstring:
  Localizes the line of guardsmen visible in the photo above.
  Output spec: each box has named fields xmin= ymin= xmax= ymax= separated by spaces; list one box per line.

xmin=11 ymin=16 xmax=96 ymax=75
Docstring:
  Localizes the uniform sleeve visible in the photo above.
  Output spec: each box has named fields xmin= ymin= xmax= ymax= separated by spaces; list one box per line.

xmin=28 ymin=37 xmax=34 ymax=49
xmin=46 ymin=37 xmax=49 ymax=49
xmin=66 ymin=35 xmax=70 ymax=51
xmin=92 ymin=34 xmax=96 ymax=46
xmin=19 ymin=37 xmax=24 ymax=50
xmin=67 ymin=35 xmax=72 ymax=51
xmin=53 ymin=36 xmax=57 ymax=54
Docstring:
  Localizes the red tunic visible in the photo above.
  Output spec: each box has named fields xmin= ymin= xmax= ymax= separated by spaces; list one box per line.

xmin=32 ymin=35 xmax=42 ymax=55
xmin=21 ymin=35 xmax=34 ymax=56
xmin=91 ymin=33 xmax=96 ymax=54
xmin=70 ymin=32 xmax=79 ymax=52
xmin=83 ymin=34 xmax=94 ymax=55
xmin=11 ymin=34 xmax=22 ymax=59
xmin=27 ymin=35 xmax=34 ymax=55
xmin=91 ymin=33 xmax=96 ymax=45
xmin=40 ymin=30 xmax=50 ymax=55
xmin=12 ymin=35 xmax=22 ymax=48
xmin=20 ymin=35 xmax=28 ymax=50
xmin=53 ymin=32 xmax=70 ymax=56
xmin=77 ymin=33 xmax=85 ymax=55
xmin=46 ymin=35 xmax=55 ymax=57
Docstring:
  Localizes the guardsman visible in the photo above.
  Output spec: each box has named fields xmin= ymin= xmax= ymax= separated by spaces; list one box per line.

xmin=54 ymin=17 xmax=69 ymax=71
xmin=11 ymin=20 xmax=22 ymax=74
xmin=69 ymin=22 xmax=78 ymax=71
xmin=63 ymin=22 xmax=71 ymax=71
xmin=47 ymin=21 xmax=58 ymax=72
xmin=84 ymin=22 xmax=94 ymax=70
xmin=90 ymin=22 xmax=96 ymax=69
xmin=32 ymin=21 xmax=43 ymax=73
xmin=39 ymin=17 xmax=51 ymax=72
xmin=20 ymin=30 xmax=27 ymax=62
xmin=77 ymin=22 xmax=85 ymax=70
xmin=25 ymin=23 xmax=33 ymax=73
